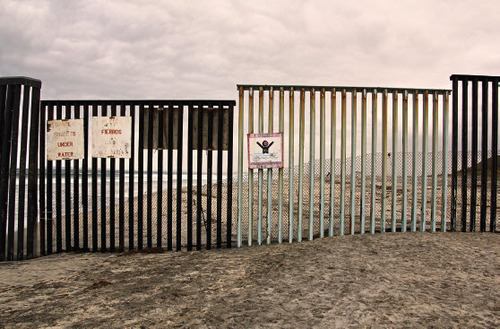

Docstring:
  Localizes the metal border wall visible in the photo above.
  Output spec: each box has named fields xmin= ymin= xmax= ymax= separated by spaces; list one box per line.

xmin=236 ymin=85 xmax=452 ymax=247
xmin=450 ymin=74 xmax=498 ymax=232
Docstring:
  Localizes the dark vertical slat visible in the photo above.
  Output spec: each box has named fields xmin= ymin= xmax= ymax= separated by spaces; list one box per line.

xmin=156 ymin=106 xmax=164 ymax=248
xmin=451 ymin=77 xmax=458 ymax=232
xmin=118 ymin=104 xmax=126 ymax=252
xmin=17 ymin=86 xmax=31 ymax=260
xmin=55 ymin=104 xmax=63 ymax=252
xmin=72 ymin=105 xmax=80 ymax=251
xmin=128 ymin=105 xmax=135 ymax=250
xmin=167 ymin=104 xmax=174 ymax=251
xmin=26 ymin=86 xmax=41 ymax=259
xmin=176 ymin=105 xmax=184 ymax=251
xmin=470 ymin=79 xmax=478 ymax=232
xmin=7 ymin=85 xmax=21 ymax=260
xmin=137 ymin=104 xmax=144 ymax=250
xmin=187 ymin=105 xmax=194 ymax=251
xmin=0 ymin=85 xmax=6 ymax=155
xmin=82 ymin=104 xmax=89 ymax=251
xmin=46 ymin=105 xmax=54 ymax=255
xmin=227 ymin=104 xmax=234 ymax=248
xmin=491 ymin=79 xmax=498 ymax=233
xmin=100 ymin=105 xmax=107 ymax=251
xmin=206 ymin=108 xmax=213 ymax=250
xmin=39 ymin=101 xmax=46 ymax=256
xmin=91 ymin=104 xmax=98 ymax=251
xmin=216 ymin=105 xmax=223 ymax=248
xmin=196 ymin=104 xmax=203 ymax=250
xmin=461 ymin=80 xmax=469 ymax=232
xmin=64 ymin=104 xmax=72 ymax=251
xmin=0 ymin=85 xmax=8 ymax=261
xmin=146 ymin=103 xmax=154 ymax=249
xmin=480 ymin=79 xmax=488 ymax=232
xmin=109 ymin=104 xmax=116 ymax=251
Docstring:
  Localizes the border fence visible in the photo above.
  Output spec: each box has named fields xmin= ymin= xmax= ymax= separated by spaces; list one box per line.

xmin=0 ymin=74 xmax=498 ymax=261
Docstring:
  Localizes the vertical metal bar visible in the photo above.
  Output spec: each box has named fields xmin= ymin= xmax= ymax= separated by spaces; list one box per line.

xmin=401 ymin=91 xmax=409 ymax=232
xmin=461 ymin=80 xmax=469 ymax=232
xmin=451 ymin=78 xmax=459 ymax=232
xmin=350 ymin=89 xmax=357 ymax=235
xmin=227 ymin=104 xmax=234 ymax=248
xmin=128 ymin=104 xmax=135 ymax=250
xmin=421 ymin=91 xmax=429 ymax=232
xmin=340 ymin=89 xmax=347 ymax=236
xmin=480 ymin=79 xmax=488 ymax=232
xmin=64 ymin=104 xmax=72 ymax=251
xmin=278 ymin=88 xmax=284 ymax=244
xmin=73 ymin=105 xmax=80 ymax=250
xmin=196 ymin=103 xmax=203 ymax=250
xmin=119 ymin=104 xmax=126 ymax=251
xmin=82 ymin=105 xmax=89 ymax=251
xmin=146 ymin=103 xmax=154 ymax=249
xmin=257 ymin=87 xmax=263 ymax=245
xmin=329 ymin=88 xmax=336 ymax=237
xmin=237 ymin=87 xmax=244 ymax=248
xmin=206 ymin=107 xmax=214 ymax=250
xmin=6 ymin=85 xmax=21 ymax=260
xmin=156 ymin=106 xmax=164 ymax=248
xmin=91 ymin=104 xmax=98 ymax=251
xmin=411 ymin=92 xmax=419 ymax=232
xmin=470 ymin=79 xmax=478 ymax=232
xmin=298 ymin=88 xmax=305 ymax=241
xmin=100 ymin=105 xmax=107 ymax=251
xmin=441 ymin=92 xmax=450 ymax=232
xmin=109 ymin=105 xmax=116 ymax=251
xmin=360 ymin=89 xmax=367 ymax=234
xmin=248 ymin=89 xmax=254 ymax=246
xmin=56 ymin=104 xmax=62 ymax=252
xmin=39 ymin=100 xmax=47 ymax=256
xmin=319 ymin=88 xmax=325 ymax=238
xmin=17 ymin=86 xmax=31 ymax=260
xmin=288 ymin=88 xmax=295 ymax=243
xmin=491 ymin=79 xmax=498 ymax=233
xmin=267 ymin=88 xmax=274 ymax=244
xmin=137 ymin=104 xmax=144 ymax=250
xmin=431 ymin=92 xmax=439 ymax=232
xmin=391 ymin=91 xmax=398 ymax=233
xmin=176 ymin=104 xmax=184 ymax=251
xmin=370 ymin=90 xmax=378 ymax=234
xmin=47 ymin=106 xmax=54 ymax=255
xmin=217 ymin=105 xmax=224 ymax=248
xmin=309 ymin=88 xmax=316 ymax=240
xmin=187 ymin=104 xmax=194 ymax=250
xmin=381 ymin=90 xmax=388 ymax=233
xmin=168 ymin=104 xmax=174 ymax=250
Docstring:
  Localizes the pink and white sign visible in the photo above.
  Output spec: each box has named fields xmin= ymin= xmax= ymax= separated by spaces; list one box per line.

xmin=247 ymin=133 xmax=283 ymax=169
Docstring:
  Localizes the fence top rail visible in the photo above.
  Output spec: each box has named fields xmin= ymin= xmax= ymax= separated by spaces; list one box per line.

xmin=451 ymin=74 xmax=500 ymax=81
xmin=0 ymin=76 xmax=42 ymax=89
xmin=237 ymin=84 xmax=451 ymax=94
xmin=41 ymin=100 xmax=236 ymax=107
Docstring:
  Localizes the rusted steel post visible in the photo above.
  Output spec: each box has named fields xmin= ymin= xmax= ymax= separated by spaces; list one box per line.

xmin=421 ymin=91 xmax=429 ymax=232
xmin=278 ymin=87 xmax=284 ymax=243
xmin=319 ymin=88 xmax=325 ymax=238
xmin=288 ymin=88 xmax=295 ymax=243
xmin=298 ymin=88 xmax=305 ymax=242
xmin=401 ymin=91 xmax=409 ymax=232
xmin=431 ymin=92 xmax=439 ymax=232
xmin=370 ymin=90 xmax=378 ymax=234
xmin=267 ymin=87 xmax=274 ymax=244
xmin=258 ymin=87 xmax=263 ymax=245
xmin=237 ymin=87 xmax=244 ymax=247
xmin=329 ymin=88 xmax=336 ymax=237
xmin=350 ymin=89 xmax=357 ymax=235
xmin=391 ymin=91 xmax=398 ymax=232
xmin=491 ymin=79 xmax=498 ymax=233
xmin=309 ymin=88 xmax=315 ymax=241
xmin=381 ymin=90 xmax=388 ymax=233
xmin=461 ymin=80 xmax=469 ymax=232
xmin=411 ymin=92 xmax=419 ymax=232
xmin=480 ymin=79 xmax=488 ymax=232
xmin=360 ymin=89 xmax=367 ymax=234
xmin=450 ymin=77 xmax=458 ymax=232
xmin=248 ymin=88 xmax=254 ymax=246
xmin=441 ymin=91 xmax=450 ymax=232
xmin=340 ymin=89 xmax=347 ymax=236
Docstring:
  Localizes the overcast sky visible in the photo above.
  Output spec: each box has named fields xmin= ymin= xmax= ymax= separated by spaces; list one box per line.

xmin=1 ymin=0 xmax=499 ymax=100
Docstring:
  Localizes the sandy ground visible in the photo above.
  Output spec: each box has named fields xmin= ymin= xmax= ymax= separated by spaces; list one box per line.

xmin=0 ymin=232 xmax=498 ymax=328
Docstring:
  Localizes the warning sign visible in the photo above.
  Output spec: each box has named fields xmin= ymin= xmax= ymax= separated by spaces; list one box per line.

xmin=92 ymin=117 xmax=132 ymax=158
xmin=247 ymin=133 xmax=283 ymax=169
xmin=46 ymin=119 xmax=84 ymax=160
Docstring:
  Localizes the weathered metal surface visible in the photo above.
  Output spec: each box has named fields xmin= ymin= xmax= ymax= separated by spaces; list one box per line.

xmin=92 ymin=116 xmax=132 ymax=158
xmin=237 ymin=87 xmax=244 ymax=247
xmin=278 ymin=88 xmax=284 ymax=244
xmin=288 ymin=88 xmax=295 ymax=243
xmin=329 ymin=88 xmax=336 ymax=237
xmin=257 ymin=87 xmax=263 ymax=245
xmin=370 ymin=90 xmax=378 ymax=234
xmin=401 ymin=91 xmax=409 ymax=232
xmin=381 ymin=90 xmax=388 ymax=233
xmin=391 ymin=91 xmax=398 ymax=233
xmin=340 ymin=89 xmax=347 ymax=236
xmin=267 ymin=88 xmax=274 ymax=245
xmin=360 ymin=89 xmax=367 ymax=234
xmin=319 ymin=88 xmax=325 ymax=238
xmin=421 ymin=92 xmax=429 ymax=232
xmin=431 ymin=92 xmax=439 ymax=232
xmin=441 ymin=91 xmax=449 ymax=232
xmin=46 ymin=119 xmax=85 ymax=160
xmin=298 ymin=89 xmax=305 ymax=242
xmin=350 ymin=90 xmax=357 ymax=235
xmin=411 ymin=92 xmax=419 ymax=232
xmin=309 ymin=88 xmax=316 ymax=240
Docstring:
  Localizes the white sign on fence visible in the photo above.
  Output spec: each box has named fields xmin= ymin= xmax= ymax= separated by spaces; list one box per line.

xmin=46 ymin=119 xmax=84 ymax=160
xmin=247 ymin=133 xmax=283 ymax=169
xmin=92 ymin=116 xmax=132 ymax=158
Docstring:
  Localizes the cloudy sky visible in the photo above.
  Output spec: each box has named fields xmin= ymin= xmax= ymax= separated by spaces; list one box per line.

xmin=1 ymin=0 xmax=499 ymax=100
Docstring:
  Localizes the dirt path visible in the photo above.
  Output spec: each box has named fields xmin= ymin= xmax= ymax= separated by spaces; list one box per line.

xmin=1 ymin=232 xmax=498 ymax=328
